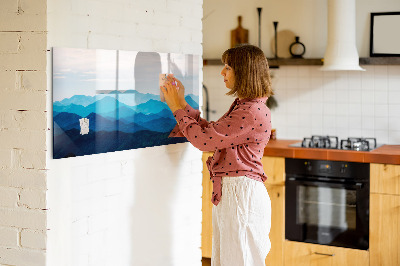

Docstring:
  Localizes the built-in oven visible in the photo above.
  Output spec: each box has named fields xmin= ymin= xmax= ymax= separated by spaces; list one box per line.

xmin=285 ymin=158 xmax=370 ymax=250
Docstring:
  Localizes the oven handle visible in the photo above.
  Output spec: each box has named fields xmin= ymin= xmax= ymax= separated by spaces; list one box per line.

xmin=286 ymin=177 xmax=364 ymax=189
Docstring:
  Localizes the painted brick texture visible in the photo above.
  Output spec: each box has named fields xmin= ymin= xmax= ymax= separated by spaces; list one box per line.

xmin=0 ymin=0 xmax=203 ymax=265
xmin=46 ymin=0 xmax=203 ymax=265
xmin=0 ymin=0 xmax=48 ymax=265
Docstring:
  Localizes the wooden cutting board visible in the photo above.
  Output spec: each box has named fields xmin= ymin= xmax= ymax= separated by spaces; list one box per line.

xmin=231 ymin=16 xmax=249 ymax=48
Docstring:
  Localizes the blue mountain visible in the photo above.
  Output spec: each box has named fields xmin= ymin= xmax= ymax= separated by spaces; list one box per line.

xmin=98 ymin=90 xmax=160 ymax=106
xmin=85 ymin=112 xmax=146 ymax=133
xmin=140 ymin=117 xmax=177 ymax=133
xmin=117 ymin=90 xmax=159 ymax=106
xmin=86 ymin=112 xmax=115 ymax=132
xmin=91 ymin=96 xmax=135 ymax=116
xmin=53 ymin=112 xmax=82 ymax=131
xmin=120 ymin=112 xmax=163 ymax=125
xmin=102 ymin=106 xmax=136 ymax=119
xmin=185 ymin=94 xmax=199 ymax=109
xmin=134 ymin=99 xmax=169 ymax=114
xmin=53 ymin=103 xmax=88 ymax=118
xmin=53 ymin=128 xmax=187 ymax=159
xmin=54 ymin=111 xmax=148 ymax=134
xmin=54 ymin=96 xmax=135 ymax=117
xmin=154 ymin=109 xmax=175 ymax=119
xmin=54 ymin=95 xmax=96 ymax=107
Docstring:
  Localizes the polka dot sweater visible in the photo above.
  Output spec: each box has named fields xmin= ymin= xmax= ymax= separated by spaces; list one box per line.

xmin=170 ymin=97 xmax=272 ymax=206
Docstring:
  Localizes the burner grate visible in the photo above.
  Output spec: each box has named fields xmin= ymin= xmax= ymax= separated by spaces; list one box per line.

xmin=340 ymin=137 xmax=377 ymax=151
xmin=296 ymin=136 xmax=378 ymax=151
xmin=301 ymin=135 xmax=339 ymax=149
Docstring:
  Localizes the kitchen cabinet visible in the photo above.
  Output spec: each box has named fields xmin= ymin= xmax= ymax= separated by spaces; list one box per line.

xmin=264 ymin=184 xmax=284 ymax=265
xmin=370 ymin=163 xmax=400 ymax=266
xmin=284 ymin=241 xmax=369 ymax=266
xmin=370 ymin=193 xmax=400 ymax=266
xmin=370 ymin=163 xmax=400 ymax=195
xmin=201 ymin=154 xmax=286 ymax=266
xmin=202 ymin=152 xmax=213 ymax=258
xmin=261 ymin=156 xmax=285 ymax=266
xmin=261 ymin=156 xmax=285 ymax=186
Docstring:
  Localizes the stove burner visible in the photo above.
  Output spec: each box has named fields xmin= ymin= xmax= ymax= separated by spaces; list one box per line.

xmin=301 ymin=135 xmax=339 ymax=149
xmin=340 ymin=137 xmax=377 ymax=151
xmin=295 ymin=136 xmax=378 ymax=151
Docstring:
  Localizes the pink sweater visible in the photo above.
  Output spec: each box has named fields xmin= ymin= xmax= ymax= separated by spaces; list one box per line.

xmin=170 ymin=97 xmax=271 ymax=205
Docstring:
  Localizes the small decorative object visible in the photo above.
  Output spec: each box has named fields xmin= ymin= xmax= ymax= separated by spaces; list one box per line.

xmin=266 ymin=95 xmax=278 ymax=110
xmin=370 ymin=12 xmax=400 ymax=57
xmin=289 ymin=36 xmax=306 ymax=58
xmin=266 ymin=72 xmax=278 ymax=111
xmin=273 ymin=21 xmax=279 ymax=58
xmin=270 ymin=129 xmax=277 ymax=140
xmin=231 ymin=16 xmax=249 ymax=48
xmin=257 ymin=8 xmax=262 ymax=48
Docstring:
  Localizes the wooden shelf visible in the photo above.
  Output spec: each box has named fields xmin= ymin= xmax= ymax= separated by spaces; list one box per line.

xmin=203 ymin=57 xmax=400 ymax=67
xmin=203 ymin=58 xmax=323 ymax=67
xmin=268 ymin=58 xmax=322 ymax=67
xmin=359 ymin=57 xmax=400 ymax=65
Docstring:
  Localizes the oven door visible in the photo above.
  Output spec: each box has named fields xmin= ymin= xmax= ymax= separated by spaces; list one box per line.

xmin=285 ymin=177 xmax=369 ymax=250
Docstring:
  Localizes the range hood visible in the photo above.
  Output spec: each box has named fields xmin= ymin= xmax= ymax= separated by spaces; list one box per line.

xmin=320 ymin=0 xmax=365 ymax=71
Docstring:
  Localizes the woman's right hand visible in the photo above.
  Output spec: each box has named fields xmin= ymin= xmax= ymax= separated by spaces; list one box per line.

xmin=169 ymin=76 xmax=187 ymax=108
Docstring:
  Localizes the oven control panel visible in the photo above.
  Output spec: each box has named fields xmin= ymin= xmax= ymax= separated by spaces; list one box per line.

xmin=286 ymin=158 xmax=369 ymax=180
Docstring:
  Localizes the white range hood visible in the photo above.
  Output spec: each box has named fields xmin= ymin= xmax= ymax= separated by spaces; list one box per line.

xmin=320 ymin=0 xmax=365 ymax=71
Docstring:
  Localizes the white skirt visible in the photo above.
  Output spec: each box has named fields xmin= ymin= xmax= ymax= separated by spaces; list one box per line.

xmin=212 ymin=176 xmax=271 ymax=266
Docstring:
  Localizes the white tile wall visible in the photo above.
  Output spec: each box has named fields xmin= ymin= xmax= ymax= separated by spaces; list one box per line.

xmin=203 ymin=65 xmax=400 ymax=144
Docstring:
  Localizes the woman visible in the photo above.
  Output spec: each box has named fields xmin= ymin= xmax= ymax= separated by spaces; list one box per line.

xmin=162 ymin=44 xmax=273 ymax=266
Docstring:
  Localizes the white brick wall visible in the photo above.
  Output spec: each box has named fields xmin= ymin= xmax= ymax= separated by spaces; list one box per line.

xmin=46 ymin=1 xmax=203 ymax=266
xmin=0 ymin=0 xmax=48 ymax=265
xmin=0 ymin=227 xmax=19 ymax=247
xmin=21 ymin=229 xmax=47 ymax=250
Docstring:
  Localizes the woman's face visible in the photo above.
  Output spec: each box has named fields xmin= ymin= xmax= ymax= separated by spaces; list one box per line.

xmin=220 ymin=64 xmax=235 ymax=89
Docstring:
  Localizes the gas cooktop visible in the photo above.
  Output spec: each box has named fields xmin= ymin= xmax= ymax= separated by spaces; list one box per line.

xmin=289 ymin=135 xmax=383 ymax=151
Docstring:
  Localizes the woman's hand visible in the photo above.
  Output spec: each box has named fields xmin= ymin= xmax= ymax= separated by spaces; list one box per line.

xmin=173 ymin=78 xmax=187 ymax=108
xmin=161 ymin=77 xmax=184 ymax=113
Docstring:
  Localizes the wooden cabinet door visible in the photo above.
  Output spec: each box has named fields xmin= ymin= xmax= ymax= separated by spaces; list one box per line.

xmin=264 ymin=184 xmax=285 ymax=266
xmin=284 ymin=241 xmax=369 ymax=266
xmin=202 ymin=152 xmax=213 ymax=258
xmin=262 ymin=156 xmax=285 ymax=186
xmin=370 ymin=163 xmax=400 ymax=195
xmin=370 ymin=193 xmax=400 ymax=266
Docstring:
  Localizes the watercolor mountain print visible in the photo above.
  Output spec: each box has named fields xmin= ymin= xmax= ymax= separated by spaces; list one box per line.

xmin=52 ymin=47 xmax=200 ymax=159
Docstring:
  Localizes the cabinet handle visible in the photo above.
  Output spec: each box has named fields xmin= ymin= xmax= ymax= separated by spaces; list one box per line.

xmin=314 ymin=252 xmax=335 ymax=257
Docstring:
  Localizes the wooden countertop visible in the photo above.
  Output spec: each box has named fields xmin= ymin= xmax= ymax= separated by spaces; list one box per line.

xmin=263 ymin=139 xmax=400 ymax=165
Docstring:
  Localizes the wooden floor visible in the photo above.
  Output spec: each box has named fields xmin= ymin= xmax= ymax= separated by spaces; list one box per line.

xmin=202 ymin=257 xmax=211 ymax=266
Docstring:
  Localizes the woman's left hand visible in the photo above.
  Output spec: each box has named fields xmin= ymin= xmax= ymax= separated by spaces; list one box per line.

xmin=161 ymin=77 xmax=184 ymax=113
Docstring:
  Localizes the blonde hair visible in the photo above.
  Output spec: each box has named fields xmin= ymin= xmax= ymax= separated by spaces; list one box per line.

xmin=221 ymin=44 xmax=273 ymax=99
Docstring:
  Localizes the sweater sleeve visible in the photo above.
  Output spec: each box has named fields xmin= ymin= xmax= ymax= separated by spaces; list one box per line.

xmin=172 ymin=106 xmax=257 ymax=152
xmin=169 ymin=104 xmax=210 ymax=137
